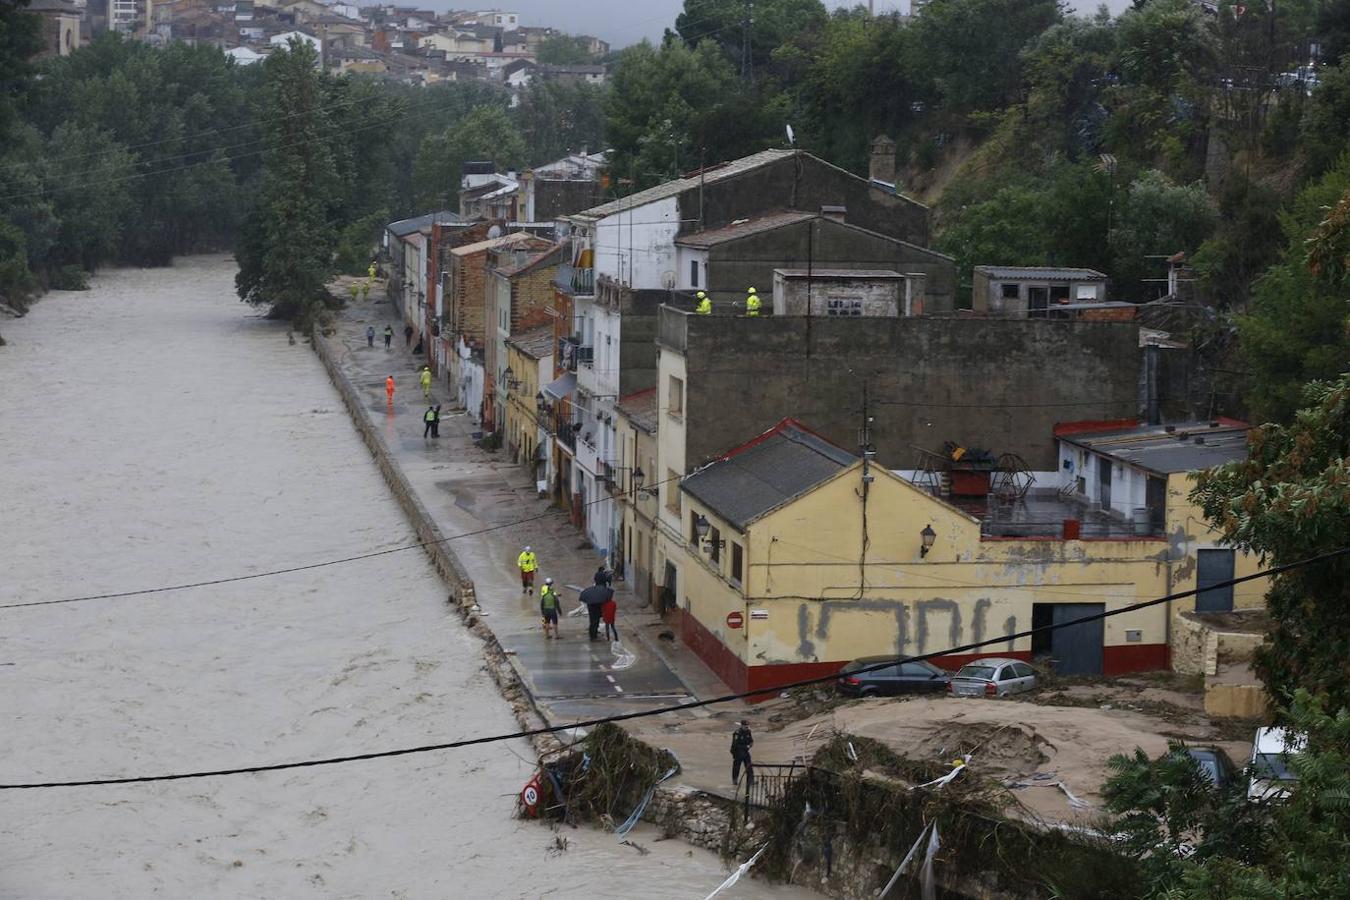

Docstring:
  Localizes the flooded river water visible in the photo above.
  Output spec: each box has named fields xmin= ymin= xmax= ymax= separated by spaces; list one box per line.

xmin=0 ymin=256 xmax=815 ymax=899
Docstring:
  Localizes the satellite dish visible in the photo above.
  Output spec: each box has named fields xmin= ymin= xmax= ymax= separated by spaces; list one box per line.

xmin=785 ymin=124 xmax=796 ymax=147
xmin=487 ymin=225 xmax=503 ymax=239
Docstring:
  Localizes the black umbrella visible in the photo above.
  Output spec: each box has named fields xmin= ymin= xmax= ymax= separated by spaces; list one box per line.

xmin=578 ymin=585 xmax=613 ymax=607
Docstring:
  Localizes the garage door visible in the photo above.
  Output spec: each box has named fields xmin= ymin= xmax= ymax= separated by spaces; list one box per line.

xmin=1051 ymin=603 xmax=1105 ymax=676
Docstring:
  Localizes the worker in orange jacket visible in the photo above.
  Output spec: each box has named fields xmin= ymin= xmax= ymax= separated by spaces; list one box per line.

xmin=385 ymin=375 xmax=396 ymax=406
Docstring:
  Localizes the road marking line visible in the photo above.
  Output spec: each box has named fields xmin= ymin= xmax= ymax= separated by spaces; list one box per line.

xmin=605 ymin=675 xmax=616 ymax=683
xmin=613 ymin=685 xmax=624 ymax=693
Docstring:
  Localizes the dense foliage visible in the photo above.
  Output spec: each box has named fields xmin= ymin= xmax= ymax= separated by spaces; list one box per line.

xmin=1105 ymin=694 xmax=1350 ymax=898
xmin=0 ymin=25 xmax=605 ymax=319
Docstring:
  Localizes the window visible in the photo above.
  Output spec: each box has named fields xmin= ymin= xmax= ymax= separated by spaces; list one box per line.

xmin=667 ymin=375 xmax=684 ymax=418
xmin=708 ymin=525 xmax=721 ymax=564
xmin=997 ymin=665 xmax=1017 ymax=682
xmin=689 ymin=508 xmax=700 ymax=546
xmin=900 ymin=662 xmax=933 ymax=677
xmin=730 ymin=542 xmax=743 ymax=585
xmin=690 ymin=259 xmax=699 ymax=287
xmin=665 ymin=469 xmax=681 ymax=513
xmin=1012 ymin=663 xmax=1035 ymax=678
xmin=1001 ymin=283 xmax=1020 ymax=299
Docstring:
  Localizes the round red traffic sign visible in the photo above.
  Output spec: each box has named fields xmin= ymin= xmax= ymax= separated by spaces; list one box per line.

xmin=726 ymin=611 xmax=744 ymax=629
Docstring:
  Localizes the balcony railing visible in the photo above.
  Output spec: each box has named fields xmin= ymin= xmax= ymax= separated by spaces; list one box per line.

xmin=555 ymin=265 xmax=595 ymax=297
xmin=557 ymin=422 xmax=578 ymax=452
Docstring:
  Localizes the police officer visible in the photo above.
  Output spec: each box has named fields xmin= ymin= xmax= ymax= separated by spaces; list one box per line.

xmin=423 ymin=405 xmax=436 ymax=438
xmin=695 ymin=291 xmax=712 ymax=315
xmin=731 ymin=720 xmax=754 ymax=787
xmin=744 ymin=287 xmax=761 ymax=317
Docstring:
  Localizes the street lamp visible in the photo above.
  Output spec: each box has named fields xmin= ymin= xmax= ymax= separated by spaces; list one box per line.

xmin=694 ymin=514 xmax=725 ymax=551
xmin=919 ymin=524 xmax=937 ymax=558
xmin=632 ymin=467 xmax=645 ymax=493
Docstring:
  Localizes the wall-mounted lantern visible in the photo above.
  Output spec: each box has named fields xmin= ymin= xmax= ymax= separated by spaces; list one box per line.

xmin=920 ymin=524 xmax=937 ymax=558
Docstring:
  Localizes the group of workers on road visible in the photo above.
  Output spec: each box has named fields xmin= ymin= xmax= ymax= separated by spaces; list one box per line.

xmin=383 ymin=365 xmax=436 ymax=407
xmin=695 ymin=286 xmax=761 ymax=317
xmin=520 ymin=547 xmax=618 ymax=642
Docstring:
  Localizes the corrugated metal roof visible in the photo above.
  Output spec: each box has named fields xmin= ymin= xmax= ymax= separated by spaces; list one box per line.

xmin=681 ymin=420 xmax=856 ymax=530
xmin=505 ymin=326 xmax=554 ymax=359
xmin=974 ymin=266 xmax=1109 ymax=281
xmin=386 ymin=210 xmax=459 ymax=237
xmin=449 ymin=231 xmax=544 ymax=257
xmin=568 ymin=150 xmax=797 ymax=221
xmin=1060 ymin=422 xmax=1250 ymax=474
xmin=675 ymin=210 xmax=816 ymax=248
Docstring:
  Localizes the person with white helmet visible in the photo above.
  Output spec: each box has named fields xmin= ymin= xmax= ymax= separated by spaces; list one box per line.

xmin=517 ymin=545 xmax=538 ymax=595
xmin=539 ymin=577 xmax=561 ymax=639
xmin=744 ymin=286 xmax=761 ymax=317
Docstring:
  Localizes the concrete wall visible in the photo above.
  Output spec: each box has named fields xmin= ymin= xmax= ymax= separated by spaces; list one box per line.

xmin=773 ymin=272 xmax=905 ymax=318
xmin=532 ymin=179 xmax=603 ymax=222
xmin=593 ymin=196 xmax=680 ymax=289
xmin=672 ymin=313 xmax=1141 ymax=471
xmin=703 ymin=217 xmax=955 ymax=313
xmin=679 ymin=154 xmax=930 ymax=247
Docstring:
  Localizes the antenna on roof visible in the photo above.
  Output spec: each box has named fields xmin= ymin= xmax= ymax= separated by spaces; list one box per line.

xmin=785 ymin=123 xmax=796 ymax=147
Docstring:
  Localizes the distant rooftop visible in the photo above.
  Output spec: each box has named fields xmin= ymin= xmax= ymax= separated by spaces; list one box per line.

xmin=568 ymin=149 xmax=798 ymax=222
xmin=505 ymin=325 xmax=553 ymax=360
xmin=1059 ymin=421 xmax=1250 ymax=475
xmin=975 ymin=266 xmax=1109 ymax=282
xmin=386 ymin=210 xmax=459 ymax=237
xmin=616 ymin=387 xmax=658 ymax=434
xmin=682 ymin=419 xmax=856 ymax=531
xmin=675 ymin=210 xmax=815 ymax=249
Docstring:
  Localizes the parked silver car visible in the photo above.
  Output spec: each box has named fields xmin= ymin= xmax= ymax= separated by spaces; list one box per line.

xmin=947 ymin=658 xmax=1037 ymax=698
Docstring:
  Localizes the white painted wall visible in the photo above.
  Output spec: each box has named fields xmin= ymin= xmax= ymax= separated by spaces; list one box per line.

xmin=676 ymin=246 xmax=709 ymax=291
xmin=593 ymin=197 xmax=680 ymax=289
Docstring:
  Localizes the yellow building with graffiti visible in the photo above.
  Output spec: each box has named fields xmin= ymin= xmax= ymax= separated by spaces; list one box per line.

xmin=655 ymin=419 xmax=1263 ymax=695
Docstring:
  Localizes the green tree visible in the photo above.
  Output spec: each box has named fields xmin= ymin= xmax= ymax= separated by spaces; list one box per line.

xmin=234 ymin=39 xmax=340 ymax=323
xmin=512 ymin=79 xmax=607 ymax=165
xmin=412 ymin=104 xmax=525 ymax=209
xmin=907 ymin=0 xmax=1061 ymax=114
xmin=1123 ymin=693 xmax=1350 ymax=898
xmin=1108 ymin=169 xmax=1215 ymax=300
xmin=0 ymin=0 xmax=42 ymax=308
xmin=1103 ymin=741 xmax=1267 ymax=894
xmin=673 ymin=0 xmax=827 ymax=75
xmin=535 ymin=34 xmax=597 ymax=65
xmin=1236 ymin=156 xmax=1350 ymax=421
xmin=605 ymin=38 xmax=770 ymax=189
xmin=1192 ymin=376 xmax=1350 ymax=709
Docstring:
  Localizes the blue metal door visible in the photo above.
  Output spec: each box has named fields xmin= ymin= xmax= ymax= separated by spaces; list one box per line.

xmin=1197 ymin=549 xmax=1235 ymax=612
xmin=1051 ymin=603 xmax=1105 ymax=676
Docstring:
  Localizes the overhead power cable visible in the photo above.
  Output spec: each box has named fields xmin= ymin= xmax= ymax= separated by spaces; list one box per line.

xmin=1 ymin=545 xmax=1344 ymax=790
xmin=0 ymin=469 xmax=689 ymax=611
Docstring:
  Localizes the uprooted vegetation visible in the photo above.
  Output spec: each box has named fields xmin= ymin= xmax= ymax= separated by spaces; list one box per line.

xmin=523 ymin=722 xmax=680 ymax=826
xmin=758 ymin=734 xmax=1142 ymax=899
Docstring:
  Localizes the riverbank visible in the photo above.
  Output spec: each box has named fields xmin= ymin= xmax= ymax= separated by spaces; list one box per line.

xmin=0 ymin=255 xmax=814 ymax=899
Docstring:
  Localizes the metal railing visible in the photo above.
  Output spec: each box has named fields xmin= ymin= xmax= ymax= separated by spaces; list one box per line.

xmin=740 ymin=762 xmax=804 ymax=809
xmin=554 ymin=265 xmax=595 ymax=296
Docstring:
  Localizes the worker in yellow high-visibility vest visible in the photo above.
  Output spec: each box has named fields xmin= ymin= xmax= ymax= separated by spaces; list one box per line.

xmin=744 ymin=287 xmax=761 ymax=317
xmin=695 ymin=291 xmax=711 ymax=315
xmin=517 ymin=546 xmax=538 ymax=595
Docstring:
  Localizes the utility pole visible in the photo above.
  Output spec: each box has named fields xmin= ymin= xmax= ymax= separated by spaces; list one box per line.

xmin=857 ymin=382 xmax=875 ymax=598
xmin=741 ymin=1 xmax=754 ymax=83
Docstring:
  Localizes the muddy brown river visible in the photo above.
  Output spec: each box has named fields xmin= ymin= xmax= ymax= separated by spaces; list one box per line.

xmin=0 ymin=256 xmax=816 ymax=899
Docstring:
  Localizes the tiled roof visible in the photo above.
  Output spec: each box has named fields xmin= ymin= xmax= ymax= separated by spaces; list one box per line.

xmin=616 ymin=388 xmax=658 ymax=434
xmin=675 ymin=210 xmax=816 ymax=249
xmin=449 ymin=231 xmax=546 ymax=258
xmin=681 ymin=419 xmax=856 ymax=530
xmin=506 ymin=325 xmax=554 ymax=359
xmin=568 ymin=149 xmax=797 ymax=221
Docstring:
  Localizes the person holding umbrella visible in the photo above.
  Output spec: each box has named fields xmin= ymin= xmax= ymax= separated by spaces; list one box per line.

xmin=578 ymin=580 xmax=614 ymax=641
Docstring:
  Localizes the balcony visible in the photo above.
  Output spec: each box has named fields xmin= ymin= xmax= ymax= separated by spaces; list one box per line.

xmin=556 ymin=422 xmax=578 ymax=452
xmin=555 ymin=265 xmax=595 ymax=297
xmin=558 ymin=337 xmax=594 ymax=373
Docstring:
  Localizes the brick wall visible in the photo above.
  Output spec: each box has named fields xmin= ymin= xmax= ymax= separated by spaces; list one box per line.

xmin=452 ymin=249 xmax=490 ymax=346
xmin=510 ymin=263 xmax=560 ymax=333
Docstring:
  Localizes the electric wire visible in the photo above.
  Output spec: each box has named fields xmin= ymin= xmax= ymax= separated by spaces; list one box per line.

xmin=1 ymin=545 xmax=1343 ymax=790
xmin=0 ymin=468 xmax=691 ymax=611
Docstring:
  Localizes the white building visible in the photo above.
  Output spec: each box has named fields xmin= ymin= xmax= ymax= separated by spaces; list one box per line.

xmin=269 ymin=29 xmax=322 ymax=55
xmin=224 ymin=45 xmax=265 ymax=65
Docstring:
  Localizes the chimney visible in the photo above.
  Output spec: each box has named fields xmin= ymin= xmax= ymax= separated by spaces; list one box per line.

xmin=821 ymin=205 xmax=846 ymax=224
xmin=869 ymin=134 xmax=897 ymax=185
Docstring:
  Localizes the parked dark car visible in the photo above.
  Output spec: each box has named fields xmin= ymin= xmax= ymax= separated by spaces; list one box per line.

xmin=836 ymin=656 xmax=951 ymax=698
xmin=1180 ymin=746 xmax=1238 ymax=789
